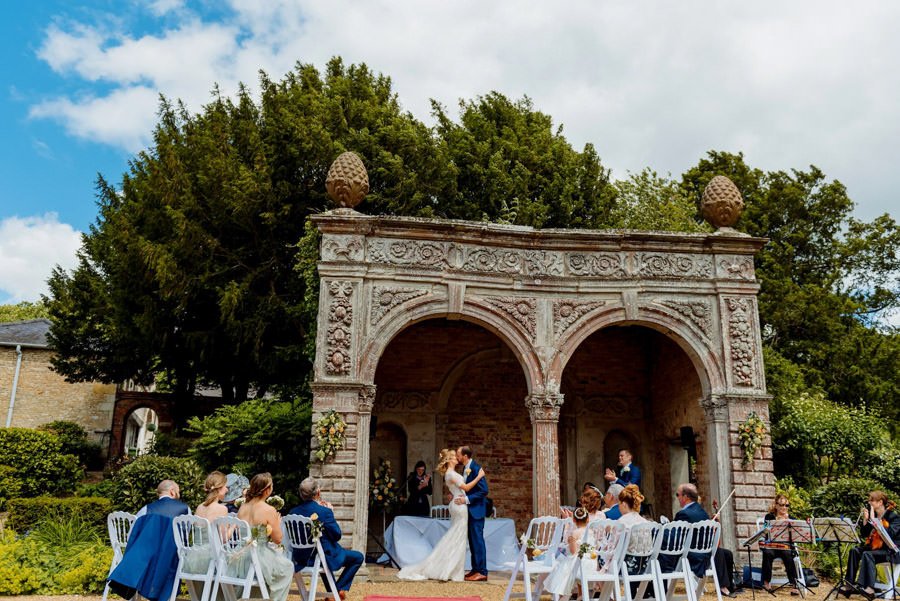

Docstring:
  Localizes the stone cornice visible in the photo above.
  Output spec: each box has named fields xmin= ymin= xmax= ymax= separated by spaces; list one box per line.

xmin=312 ymin=211 xmax=767 ymax=256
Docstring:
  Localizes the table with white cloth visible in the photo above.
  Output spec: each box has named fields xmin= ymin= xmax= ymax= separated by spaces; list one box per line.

xmin=383 ymin=516 xmax=520 ymax=572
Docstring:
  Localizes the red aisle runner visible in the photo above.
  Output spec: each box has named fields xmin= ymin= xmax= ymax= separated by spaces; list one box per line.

xmin=364 ymin=596 xmax=482 ymax=601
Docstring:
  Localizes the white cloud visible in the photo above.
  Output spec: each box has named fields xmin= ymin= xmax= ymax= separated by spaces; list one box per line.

xmin=0 ymin=214 xmax=82 ymax=304
xmin=147 ymin=0 xmax=185 ymax=17
xmin=28 ymin=0 xmax=900 ymax=219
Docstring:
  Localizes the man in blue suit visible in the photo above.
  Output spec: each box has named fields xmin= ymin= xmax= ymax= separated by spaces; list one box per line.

xmin=456 ymin=446 xmax=489 ymax=581
xmin=604 ymin=448 xmax=642 ymax=488
xmin=288 ymin=477 xmax=363 ymax=600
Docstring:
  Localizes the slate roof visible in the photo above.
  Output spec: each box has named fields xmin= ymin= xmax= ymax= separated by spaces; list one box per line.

xmin=0 ymin=319 xmax=51 ymax=348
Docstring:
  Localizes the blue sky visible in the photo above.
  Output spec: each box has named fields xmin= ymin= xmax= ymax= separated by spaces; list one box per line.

xmin=2 ymin=1 xmax=899 ymax=304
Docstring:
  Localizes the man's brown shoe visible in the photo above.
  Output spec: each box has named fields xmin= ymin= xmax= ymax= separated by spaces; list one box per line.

xmin=465 ymin=573 xmax=488 ymax=582
xmin=339 ymin=591 xmax=347 ymax=601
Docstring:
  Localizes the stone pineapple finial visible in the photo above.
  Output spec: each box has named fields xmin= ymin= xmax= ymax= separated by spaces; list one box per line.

xmin=326 ymin=151 xmax=369 ymax=209
xmin=701 ymin=175 xmax=744 ymax=229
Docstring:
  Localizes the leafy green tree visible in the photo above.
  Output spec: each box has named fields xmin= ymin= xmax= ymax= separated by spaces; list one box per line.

xmin=0 ymin=301 xmax=49 ymax=323
xmin=610 ymin=169 xmax=709 ymax=232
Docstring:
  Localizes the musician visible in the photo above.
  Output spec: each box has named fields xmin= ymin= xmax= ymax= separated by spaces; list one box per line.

xmin=842 ymin=490 xmax=900 ymax=599
xmin=760 ymin=494 xmax=800 ymax=596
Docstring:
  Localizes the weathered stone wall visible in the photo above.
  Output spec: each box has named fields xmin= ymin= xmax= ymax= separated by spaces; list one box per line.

xmin=0 ymin=347 xmax=115 ymax=440
xmin=729 ymin=397 xmax=776 ymax=542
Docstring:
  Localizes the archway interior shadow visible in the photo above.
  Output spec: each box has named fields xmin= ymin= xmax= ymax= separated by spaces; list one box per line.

xmin=371 ymin=318 xmax=532 ymax=532
xmin=559 ymin=325 xmax=705 ymax=520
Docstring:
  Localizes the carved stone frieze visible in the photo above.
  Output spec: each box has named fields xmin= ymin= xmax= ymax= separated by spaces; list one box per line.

xmin=725 ymin=297 xmax=755 ymax=387
xmin=636 ymin=253 xmax=712 ymax=279
xmin=700 ymin=395 xmax=729 ymax=422
xmin=553 ymin=299 xmax=606 ymax=337
xmin=367 ymin=239 xmax=451 ymax=269
xmin=581 ymin=395 xmax=641 ymax=418
xmin=526 ymin=392 xmax=565 ymax=422
xmin=718 ymin=256 xmax=755 ymax=281
xmin=325 ymin=281 xmax=354 ymax=375
xmin=567 ymin=252 xmax=627 ymax=277
xmin=370 ymin=286 xmax=429 ymax=325
xmin=377 ymin=391 xmax=432 ymax=412
xmin=460 ymin=247 xmax=564 ymax=277
xmin=322 ymin=235 xmax=364 ymax=261
xmin=483 ymin=296 xmax=537 ymax=339
xmin=658 ymin=299 xmax=713 ymax=338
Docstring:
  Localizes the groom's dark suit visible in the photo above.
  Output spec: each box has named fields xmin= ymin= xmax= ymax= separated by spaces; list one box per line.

xmin=464 ymin=459 xmax=489 ymax=576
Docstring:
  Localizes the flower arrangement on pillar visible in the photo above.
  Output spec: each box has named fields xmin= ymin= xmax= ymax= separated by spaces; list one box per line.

xmin=313 ymin=410 xmax=346 ymax=462
xmin=370 ymin=459 xmax=404 ymax=535
xmin=738 ymin=411 xmax=767 ymax=468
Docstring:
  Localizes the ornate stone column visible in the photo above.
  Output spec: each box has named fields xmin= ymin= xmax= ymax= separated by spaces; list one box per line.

xmin=353 ymin=385 xmax=376 ymax=553
xmin=701 ymin=394 xmax=736 ymax=551
xmin=526 ymin=392 xmax=564 ymax=518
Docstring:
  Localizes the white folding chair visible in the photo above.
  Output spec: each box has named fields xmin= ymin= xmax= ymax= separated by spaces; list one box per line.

xmin=579 ymin=519 xmax=628 ymax=601
xmin=685 ymin=521 xmax=721 ymax=601
xmin=281 ymin=515 xmax=340 ymax=601
xmin=102 ymin=511 xmax=136 ymax=601
xmin=621 ymin=522 xmax=663 ymax=601
xmin=171 ymin=515 xmax=216 ymax=601
xmin=503 ymin=516 xmax=566 ymax=601
xmin=651 ymin=521 xmax=692 ymax=601
xmin=874 ymin=559 xmax=900 ymax=600
xmin=210 ymin=516 xmax=270 ymax=601
xmin=430 ymin=505 xmax=450 ymax=519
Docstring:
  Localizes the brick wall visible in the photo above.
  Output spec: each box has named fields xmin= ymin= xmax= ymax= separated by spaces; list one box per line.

xmin=0 ymin=347 xmax=115 ymax=441
xmin=728 ymin=398 xmax=776 ymax=543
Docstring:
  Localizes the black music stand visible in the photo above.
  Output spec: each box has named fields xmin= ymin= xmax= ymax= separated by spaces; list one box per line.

xmin=815 ymin=517 xmax=861 ymax=601
xmin=766 ymin=520 xmax=815 ymax=597
xmin=868 ymin=518 xmax=899 ymax=600
xmin=743 ymin=525 xmax=770 ymax=601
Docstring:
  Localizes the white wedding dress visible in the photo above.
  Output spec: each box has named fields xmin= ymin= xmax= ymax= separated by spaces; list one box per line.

xmin=397 ymin=470 xmax=468 ymax=581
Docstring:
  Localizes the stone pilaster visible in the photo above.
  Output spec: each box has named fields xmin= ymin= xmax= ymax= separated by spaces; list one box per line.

xmin=353 ymin=385 xmax=375 ymax=553
xmin=526 ymin=392 xmax=564 ymax=518
xmin=701 ymin=394 xmax=737 ymax=552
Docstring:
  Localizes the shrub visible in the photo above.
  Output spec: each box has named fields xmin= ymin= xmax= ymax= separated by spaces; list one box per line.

xmin=6 ymin=496 xmax=113 ymax=532
xmin=0 ymin=527 xmax=111 ymax=594
xmin=111 ymin=455 xmax=204 ymax=512
xmin=0 ymin=428 xmax=82 ymax=496
xmin=774 ymin=476 xmax=811 ymax=518
xmin=38 ymin=420 xmax=103 ymax=470
xmin=809 ymin=477 xmax=897 ymax=518
xmin=30 ymin=515 xmax=102 ymax=547
xmin=0 ymin=465 xmax=22 ymax=510
xmin=187 ymin=397 xmax=311 ymax=506
xmin=867 ymin=446 xmax=900 ymax=493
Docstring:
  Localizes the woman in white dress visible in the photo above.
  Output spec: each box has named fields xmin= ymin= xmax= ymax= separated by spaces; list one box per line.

xmin=398 ymin=448 xmax=486 ymax=581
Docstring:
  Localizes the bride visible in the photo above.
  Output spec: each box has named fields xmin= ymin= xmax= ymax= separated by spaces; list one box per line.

xmin=398 ymin=448 xmax=486 ymax=581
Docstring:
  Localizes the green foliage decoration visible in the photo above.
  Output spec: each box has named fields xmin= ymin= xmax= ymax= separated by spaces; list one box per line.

xmin=313 ymin=410 xmax=346 ymax=463
xmin=111 ymin=455 xmax=204 ymax=512
xmin=737 ymin=412 xmax=767 ymax=468
xmin=0 ymin=428 xmax=82 ymax=497
xmin=6 ymin=496 xmax=113 ymax=532
xmin=187 ymin=397 xmax=311 ymax=506
xmin=37 ymin=420 xmax=103 ymax=470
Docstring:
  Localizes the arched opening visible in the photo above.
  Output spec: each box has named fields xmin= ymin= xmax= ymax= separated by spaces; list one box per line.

xmin=559 ymin=325 xmax=706 ymax=519
xmin=124 ymin=407 xmax=159 ymax=456
xmin=371 ymin=318 xmax=531 ymax=531
xmin=369 ymin=421 xmax=408 ymax=483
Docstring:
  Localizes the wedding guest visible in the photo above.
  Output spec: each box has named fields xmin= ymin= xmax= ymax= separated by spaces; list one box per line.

xmin=196 ymin=471 xmax=228 ymax=522
xmin=223 ymin=473 xmax=249 ymax=513
xmin=236 ymin=473 xmax=293 ymax=601
xmin=561 ymin=483 xmax=602 ymax=518
xmin=618 ymin=485 xmax=652 ymax=597
xmin=582 ymin=487 xmax=605 ymax=522
xmin=602 ymin=483 xmax=624 ymax=520
xmin=289 ymin=477 xmax=364 ymax=600
xmin=761 ymin=494 xmax=800 ymax=596
xmin=403 ymin=460 xmax=433 ymax=517
xmin=605 ymin=448 xmax=642 ymax=488
xmin=544 ymin=506 xmax=592 ymax=598
xmin=618 ymin=485 xmax=647 ymax=528
xmin=843 ymin=490 xmax=900 ymax=599
xmin=135 ymin=479 xmax=190 ymax=518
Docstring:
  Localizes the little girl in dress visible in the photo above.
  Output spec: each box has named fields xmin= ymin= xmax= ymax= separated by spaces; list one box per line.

xmin=544 ymin=506 xmax=591 ymax=597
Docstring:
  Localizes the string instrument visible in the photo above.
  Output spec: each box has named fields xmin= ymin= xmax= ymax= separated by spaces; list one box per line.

xmin=866 ymin=514 xmax=889 ymax=550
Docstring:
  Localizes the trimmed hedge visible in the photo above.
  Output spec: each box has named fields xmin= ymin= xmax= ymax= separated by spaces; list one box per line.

xmin=810 ymin=477 xmax=897 ymax=518
xmin=111 ymin=455 xmax=205 ymax=512
xmin=0 ymin=428 xmax=82 ymax=496
xmin=6 ymin=496 xmax=113 ymax=532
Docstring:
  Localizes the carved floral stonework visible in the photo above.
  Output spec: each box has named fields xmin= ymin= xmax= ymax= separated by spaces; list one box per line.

xmin=700 ymin=395 xmax=729 ymax=422
xmin=370 ymin=286 xmax=428 ymax=325
xmin=718 ymin=256 xmax=755 ymax=281
xmin=460 ymin=247 xmax=564 ymax=277
xmin=377 ymin=391 xmax=433 ymax=411
xmin=526 ymin=392 xmax=565 ymax=421
xmin=553 ymin=299 xmax=606 ymax=336
xmin=322 ymin=235 xmax=364 ymax=261
xmin=358 ymin=385 xmax=376 ymax=413
xmin=659 ymin=299 xmax=713 ymax=338
xmin=484 ymin=296 xmax=537 ymax=339
xmin=325 ymin=281 xmax=354 ymax=375
xmin=368 ymin=239 xmax=451 ymax=269
xmin=637 ymin=253 xmax=712 ymax=279
xmin=567 ymin=252 xmax=627 ymax=277
xmin=725 ymin=298 xmax=755 ymax=387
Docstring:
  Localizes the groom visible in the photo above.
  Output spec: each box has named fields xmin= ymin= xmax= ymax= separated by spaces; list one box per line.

xmin=455 ymin=445 xmax=489 ymax=581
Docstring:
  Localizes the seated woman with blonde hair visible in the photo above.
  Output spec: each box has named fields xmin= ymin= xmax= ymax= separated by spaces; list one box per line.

xmin=195 ymin=471 xmax=228 ymax=521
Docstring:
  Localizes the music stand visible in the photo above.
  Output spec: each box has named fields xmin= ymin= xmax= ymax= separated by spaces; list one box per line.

xmin=814 ymin=517 xmax=861 ymax=601
xmin=868 ymin=518 xmax=899 ymax=600
xmin=743 ymin=525 xmax=770 ymax=601
xmin=765 ymin=520 xmax=815 ymax=597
